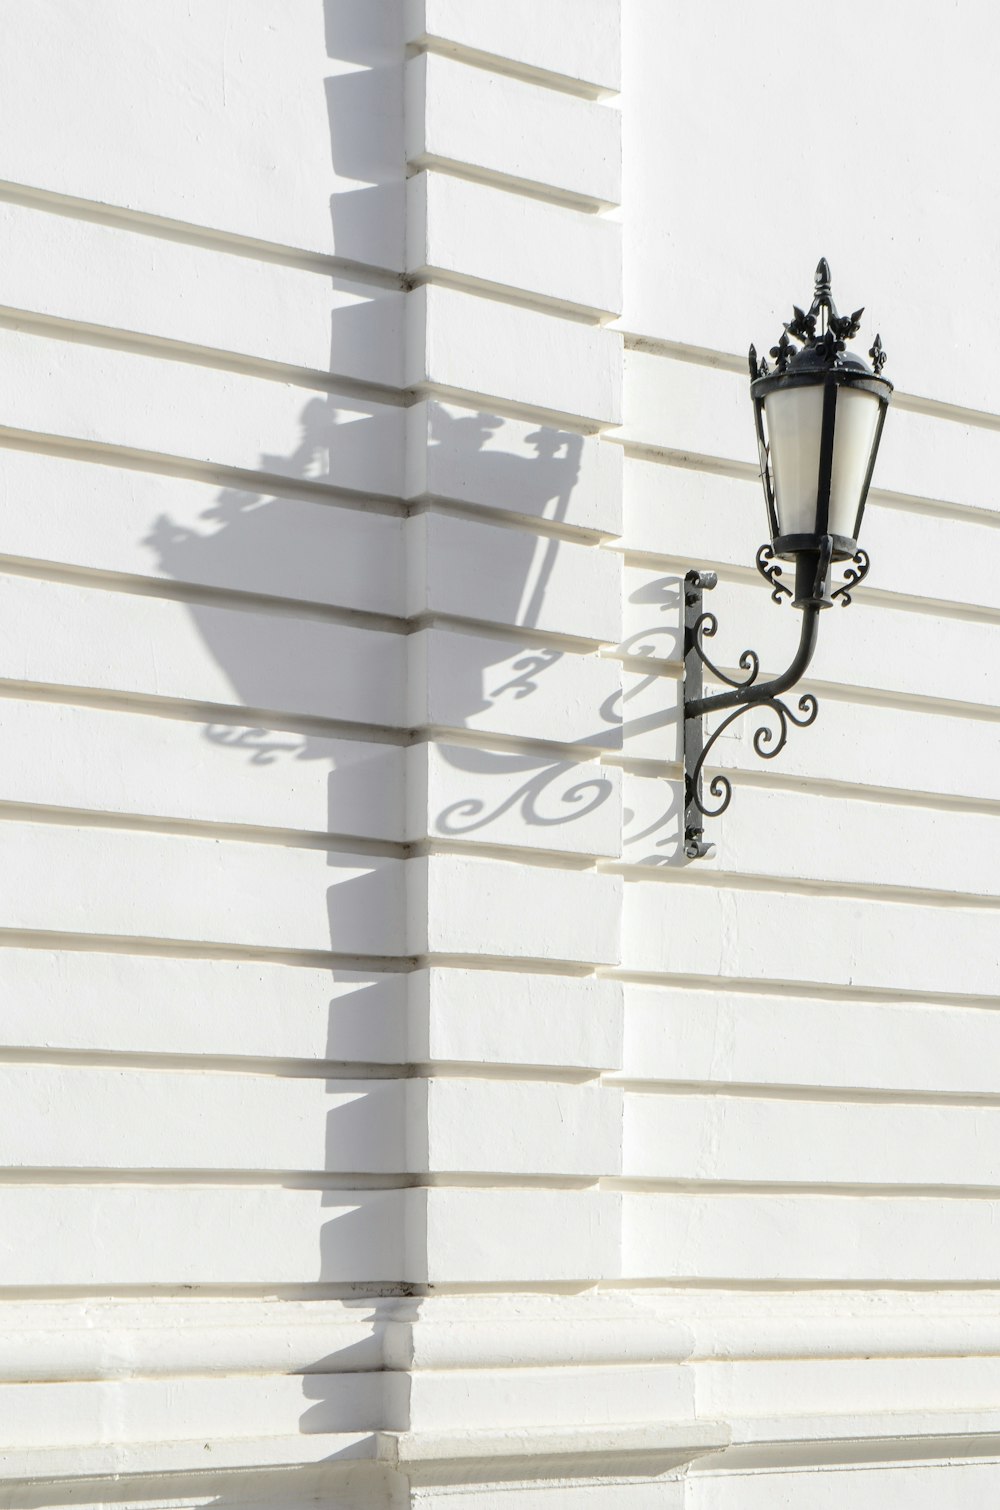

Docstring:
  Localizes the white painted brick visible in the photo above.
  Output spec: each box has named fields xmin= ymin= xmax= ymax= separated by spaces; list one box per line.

xmin=622 ymin=350 xmax=753 ymax=464
xmin=0 ymin=200 xmax=404 ymax=385
xmin=407 ymin=53 xmax=621 ymax=207
xmin=419 ymin=1485 xmax=687 ymax=1510
xmin=409 ymin=627 xmax=623 ymax=749
xmin=410 ymin=968 xmax=623 ymax=1071
xmin=425 ymin=1080 xmax=621 ymax=1178
xmin=0 ymin=0 xmax=404 ymax=267
xmin=0 ymin=450 xmax=405 ymax=616
xmin=407 ymin=172 xmax=622 ymax=316
xmin=410 ymin=741 xmax=621 ymax=859
xmin=0 ymin=1066 xmax=406 ymax=1174
xmin=405 ymin=0 xmax=622 ymax=93
xmin=625 ymin=883 xmax=1000 ymax=1000
xmin=0 ymin=330 xmax=404 ymax=499
xmin=0 ymin=1438 xmax=389 ymax=1485
xmin=620 ymin=1 xmax=1000 ymax=417
xmin=0 ymin=1373 xmax=387 ymax=1449
xmin=620 ymin=773 xmax=683 ymax=870
xmin=407 ymin=400 xmax=622 ymax=536
xmin=623 ymin=985 xmax=1000 ymax=1098
xmin=406 ymin=1365 xmax=694 ymax=1437
xmin=410 ymin=855 xmax=621 ymax=965
xmin=408 ymin=513 xmax=622 ymax=642
xmin=623 ymin=457 xmax=752 ymax=555
xmin=0 ymin=575 xmax=404 ymax=728
xmin=624 ymin=1192 xmax=1000 ymax=1283
xmin=409 ymin=284 xmax=622 ymax=426
xmin=0 ymin=1296 xmax=383 ymax=1382
xmin=0 ymin=952 xmax=407 ymax=1064
xmin=623 ymin=775 xmax=1000 ymax=898
xmin=685 ymin=1462 xmax=1000 ymax=1510
xmin=618 ymin=669 xmax=682 ymax=765
xmin=0 ymin=700 xmax=404 ymax=842
xmin=624 ymin=1092 xmax=1000 ymax=1190
xmin=0 ymin=823 xmax=406 ymax=957
xmin=877 ymin=403 xmax=1000 ymax=513
xmin=421 ymin=1188 xmax=620 ymax=1282
xmin=0 ymin=1187 xmax=404 ymax=1285
xmin=701 ymin=1356 xmax=1000 ymax=1430
xmin=621 ymin=566 xmax=684 ymax=664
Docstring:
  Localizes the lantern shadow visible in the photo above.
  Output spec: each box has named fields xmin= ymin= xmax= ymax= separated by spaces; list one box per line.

xmin=422 ymin=411 xmax=630 ymax=847
xmin=324 ymin=0 xmax=406 ymax=273
xmin=142 ymin=401 xmax=625 ymax=1312
xmin=132 ymin=0 xmax=681 ymax=1473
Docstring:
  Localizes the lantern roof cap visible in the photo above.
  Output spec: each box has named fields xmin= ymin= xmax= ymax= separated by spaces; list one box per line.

xmin=748 ymin=259 xmax=889 ymax=388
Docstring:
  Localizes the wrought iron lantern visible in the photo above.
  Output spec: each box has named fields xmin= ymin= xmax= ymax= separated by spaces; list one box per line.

xmin=683 ymin=259 xmax=892 ymax=859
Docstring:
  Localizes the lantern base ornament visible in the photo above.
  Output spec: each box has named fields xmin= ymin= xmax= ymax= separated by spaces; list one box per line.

xmin=755 ymin=541 xmax=871 ymax=608
xmin=682 ymin=543 xmax=868 ymax=861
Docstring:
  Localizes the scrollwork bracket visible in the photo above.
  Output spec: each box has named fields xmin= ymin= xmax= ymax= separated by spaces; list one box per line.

xmin=682 ymin=567 xmax=815 ymax=860
xmin=683 ymin=546 xmax=872 ymax=858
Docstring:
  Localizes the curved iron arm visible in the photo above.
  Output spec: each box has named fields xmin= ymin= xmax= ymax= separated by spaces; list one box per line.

xmin=682 ymin=570 xmax=825 ymax=860
xmin=685 ymin=600 xmax=820 ymax=721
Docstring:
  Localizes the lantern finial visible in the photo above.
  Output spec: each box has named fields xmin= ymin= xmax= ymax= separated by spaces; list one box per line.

xmin=776 ymin=261 xmax=869 ymax=362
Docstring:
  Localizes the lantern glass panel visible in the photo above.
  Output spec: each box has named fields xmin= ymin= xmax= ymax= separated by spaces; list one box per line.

xmin=763 ymin=384 xmax=823 ymax=536
xmin=764 ymin=382 xmax=882 ymax=541
xmin=828 ymin=385 xmax=881 ymax=538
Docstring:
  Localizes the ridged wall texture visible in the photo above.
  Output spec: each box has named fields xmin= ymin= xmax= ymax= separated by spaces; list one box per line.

xmin=1 ymin=3 xmax=998 ymax=1508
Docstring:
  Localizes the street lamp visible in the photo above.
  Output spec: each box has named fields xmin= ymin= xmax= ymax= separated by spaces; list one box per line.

xmin=683 ymin=259 xmax=892 ymax=859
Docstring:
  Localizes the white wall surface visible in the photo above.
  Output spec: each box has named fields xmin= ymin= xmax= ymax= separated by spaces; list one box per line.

xmin=1 ymin=2 xmax=999 ymax=1509
xmin=613 ymin=1 xmax=1000 ymax=1504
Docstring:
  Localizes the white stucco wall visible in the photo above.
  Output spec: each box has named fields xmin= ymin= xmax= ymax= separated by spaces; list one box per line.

xmin=1 ymin=2 xmax=999 ymax=1508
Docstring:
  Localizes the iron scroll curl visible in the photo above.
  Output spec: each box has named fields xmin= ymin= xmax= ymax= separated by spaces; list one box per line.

xmin=682 ymin=559 xmax=836 ymax=859
xmin=830 ymin=548 xmax=870 ymax=606
xmin=686 ymin=688 xmax=819 ymax=821
xmin=689 ymin=612 xmax=761 ymax=690
xmin=755 ymin=544 xmax=793 ymax=604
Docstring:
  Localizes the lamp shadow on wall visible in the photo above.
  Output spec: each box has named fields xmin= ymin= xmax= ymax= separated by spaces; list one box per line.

xmin=324 ymin=0 xmax=404 ymax=274
xmin=418 ymin=408 xmax=622 ymax=847
xmin=144 ymin=391 xmax=638 ymax=1438
xmin=137 ymin=0 xmax=679 ymax=1455
xmin=142 ymin=385 xmax=660 ymax=1434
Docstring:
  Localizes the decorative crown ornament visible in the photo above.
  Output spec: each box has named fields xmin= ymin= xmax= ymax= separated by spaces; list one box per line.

xmin=749 ymin=258 xmax=887 ymax=382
